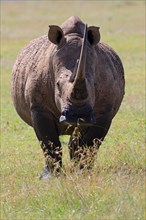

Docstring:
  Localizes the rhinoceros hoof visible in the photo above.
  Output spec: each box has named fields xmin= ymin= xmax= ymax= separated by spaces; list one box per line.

xmin=39 ymin=165 xmax=54 ymax=180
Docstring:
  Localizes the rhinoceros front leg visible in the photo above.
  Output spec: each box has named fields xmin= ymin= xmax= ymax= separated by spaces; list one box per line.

xmin=68 ymin=127 xmax=92 ymax=170
xmin=82 ymin=117 xmax=112 ymax=147
xmin=31 ymin=108 xmax=62 ymax=179
xmin=68 ymin=134 xmax=96 ymax=170
xmin=69 ymin=118 xmax=112 ymax=170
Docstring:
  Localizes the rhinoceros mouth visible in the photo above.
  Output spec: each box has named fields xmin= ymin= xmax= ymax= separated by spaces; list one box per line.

xmin=59 ymin=104 xmax=96 ymax=126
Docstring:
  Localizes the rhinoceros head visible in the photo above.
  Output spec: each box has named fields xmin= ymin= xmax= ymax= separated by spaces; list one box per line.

xmin=48 ymin=18 xmax=100 ymax=126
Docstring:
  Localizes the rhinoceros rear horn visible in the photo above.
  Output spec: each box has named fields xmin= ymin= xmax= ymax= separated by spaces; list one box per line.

xmin=48 ymin=25 xmax=65 ymax=45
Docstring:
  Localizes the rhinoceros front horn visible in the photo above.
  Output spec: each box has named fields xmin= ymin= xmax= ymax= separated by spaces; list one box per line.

xmin=71 ymin=24 xmax=88 ymax=101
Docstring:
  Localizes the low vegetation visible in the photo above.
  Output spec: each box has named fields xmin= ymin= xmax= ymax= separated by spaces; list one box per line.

xmin=1 ymin=1 xmax=145 ymax=219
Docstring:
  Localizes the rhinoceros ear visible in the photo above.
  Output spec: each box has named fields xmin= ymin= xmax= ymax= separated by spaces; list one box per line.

xmin=48 ymin=25 xmax=65 ymax=45
xmin=87 ymin=26 xmax=100 ymax=45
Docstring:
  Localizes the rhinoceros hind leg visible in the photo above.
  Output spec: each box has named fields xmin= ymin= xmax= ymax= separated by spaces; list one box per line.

xmin=31 ymin=108 xmax=62 ymax=175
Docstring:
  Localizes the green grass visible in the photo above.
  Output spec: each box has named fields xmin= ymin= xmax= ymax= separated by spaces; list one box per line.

xmin=1 ymin=1 xmax=145 ymax=220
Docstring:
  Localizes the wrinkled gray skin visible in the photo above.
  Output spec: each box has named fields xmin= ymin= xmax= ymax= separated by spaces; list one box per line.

xmin=11 ymin=16 xmax=125 ymax=178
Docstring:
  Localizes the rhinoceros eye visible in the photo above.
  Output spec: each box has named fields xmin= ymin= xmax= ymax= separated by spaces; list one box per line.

xmin=57 ymin=81 xmax=62 ymax=94
xmin=57 ymin=81 xmax=60 ymax=89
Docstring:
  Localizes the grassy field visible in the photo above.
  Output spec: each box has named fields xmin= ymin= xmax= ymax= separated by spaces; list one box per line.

xmin=1 ymin=1 xmax=145 ymax=219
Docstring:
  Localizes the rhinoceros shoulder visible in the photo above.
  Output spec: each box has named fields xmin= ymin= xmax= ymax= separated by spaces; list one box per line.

xmin=95 ymin=42 xmax=124 ymax=81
